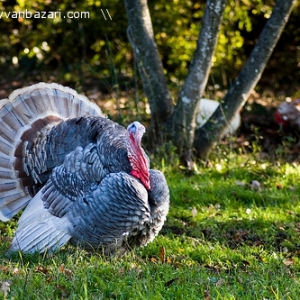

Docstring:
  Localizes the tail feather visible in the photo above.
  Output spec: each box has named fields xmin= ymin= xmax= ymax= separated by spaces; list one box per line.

xmin=0 ymin=195 xmax=31 ymax=222
xmin=0 ymin=176 xmax=31 ymax=221
xmin=0 ymin=119 xmax=16 ymax=144
xmin=0 ymin=82 xmax=104 ymax=221
xmin=9 ymin=189 xmax=72 ymax=253
xmin=0 ymin=179 xmax=19 ymax=193
xmin=0 ymin=135 xmax=15 ymax=156
xmin=8 ymin=82 xmax=102 ymax=120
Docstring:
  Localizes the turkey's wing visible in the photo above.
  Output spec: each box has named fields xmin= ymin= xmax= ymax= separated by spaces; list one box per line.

xmin=42 ymin=142 xmax=108 ymax=217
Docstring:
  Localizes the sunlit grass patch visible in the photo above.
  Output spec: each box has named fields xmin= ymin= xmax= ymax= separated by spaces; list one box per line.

xmin=1 ymin=153 xmax=300 ymax=299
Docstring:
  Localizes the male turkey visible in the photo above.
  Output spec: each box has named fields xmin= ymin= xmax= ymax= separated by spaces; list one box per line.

xmin=0 ymin=82 xmax=169 ymax=254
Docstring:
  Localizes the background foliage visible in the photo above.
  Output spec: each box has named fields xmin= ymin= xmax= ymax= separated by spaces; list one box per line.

xmin=0 ymin=0 xmax=299 ymax=98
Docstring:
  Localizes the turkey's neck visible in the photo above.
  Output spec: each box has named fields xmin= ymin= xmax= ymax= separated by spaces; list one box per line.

xmin=127 ymin=132 xmax=150 ymax=190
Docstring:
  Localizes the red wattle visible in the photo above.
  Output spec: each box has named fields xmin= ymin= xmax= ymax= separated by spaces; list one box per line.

xmin=130 ymin=169 xmax=150 ymax=190
xmin=274 ymin=111 xmax=288 ymax=126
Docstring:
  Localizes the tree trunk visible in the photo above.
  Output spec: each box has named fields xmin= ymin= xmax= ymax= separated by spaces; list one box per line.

xmin=123 ymin=0 xmax=173 ymax=141
xmin=171 ymin=0 xmax=227 ymax=167
xmin=194 ymin=0 xmax=297 ymax=158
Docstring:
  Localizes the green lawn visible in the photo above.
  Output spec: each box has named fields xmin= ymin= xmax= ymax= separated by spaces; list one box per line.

xmin=1 ymin=152 xmax=300 ymax=299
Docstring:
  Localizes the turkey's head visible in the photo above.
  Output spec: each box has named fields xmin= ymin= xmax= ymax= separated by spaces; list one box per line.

xmin=275 ymin=100 xmax=300 ymax=129
xmin=275 ymin=102 xmax=290 ymax=127
xmin=126 ymin=121 xmax=150 ymax=190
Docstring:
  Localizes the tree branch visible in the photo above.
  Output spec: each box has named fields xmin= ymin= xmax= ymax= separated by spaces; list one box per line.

xmin=171 ymin=0 xmax=227 ymax=165
xmin=123 ymin=0 xmax=173 ymax=137
xmin=194 ymin=0 xmax=297 ymax=158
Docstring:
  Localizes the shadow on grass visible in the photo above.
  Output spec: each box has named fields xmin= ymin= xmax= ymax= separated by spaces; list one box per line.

xmin=162 ymin=216 xmax=300 ymax=253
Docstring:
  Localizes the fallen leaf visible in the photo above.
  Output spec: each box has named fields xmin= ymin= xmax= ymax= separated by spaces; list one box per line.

xmin=58 ymin=264 xmax=73 ymax=277
xmin=283 ymin=258 xmax=294 ymax=266
xmin=35 ymin=266 xmax=49 ymax=275
xmin=204 ymin=289 xmax=211 ymax=300
xmin=150 ymin=257 xmax=157 ymax=263
xmin=0 ymin=266 xmax=8 ymax=273
xmin=159 ymin=246 xmax=166 ymax=263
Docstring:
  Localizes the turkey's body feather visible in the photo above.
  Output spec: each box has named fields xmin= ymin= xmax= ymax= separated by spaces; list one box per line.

xmin=0 ymin=83 xmax=169 ymax=254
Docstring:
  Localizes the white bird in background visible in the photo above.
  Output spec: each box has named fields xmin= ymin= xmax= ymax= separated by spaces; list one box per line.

xmin=196 ymin=98 xmax=241 ymax=135
xmin=0 ymin=82 xmax=169 ymax=254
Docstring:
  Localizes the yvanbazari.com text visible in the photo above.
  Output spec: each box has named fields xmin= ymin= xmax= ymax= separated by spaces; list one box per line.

xmin=0 ymin=9 xmax=90 ymax=19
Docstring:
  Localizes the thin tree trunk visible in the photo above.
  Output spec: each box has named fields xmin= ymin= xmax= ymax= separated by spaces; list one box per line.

xmin=123 ymin=0 xmax=173 ymax=140
xmin=194 ymin=0 xmax=297 ymax=158
xmin=171 ymin=0 xmax=227 ymax=167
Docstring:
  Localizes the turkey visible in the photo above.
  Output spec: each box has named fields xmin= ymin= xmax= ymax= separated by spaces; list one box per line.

xmin=196 ymin=98 xmax=241 ymax=135
xmin=275 ymin=99 xmax=300 ymax=129
xmin=0 ymin=82 xmax=169 ymax=254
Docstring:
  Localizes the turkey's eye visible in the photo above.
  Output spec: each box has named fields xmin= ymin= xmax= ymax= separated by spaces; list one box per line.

xmin=127 ymin=123 xmax=137 ymax=133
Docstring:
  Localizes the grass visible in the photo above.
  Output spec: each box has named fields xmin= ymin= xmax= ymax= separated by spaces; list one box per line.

xmin=1 ymin=151 xmax=300 ymax=299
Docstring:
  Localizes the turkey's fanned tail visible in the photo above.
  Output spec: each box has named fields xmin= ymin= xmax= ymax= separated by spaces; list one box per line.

xmin=9 ymin=189 xmax=72 ymax=253
xmin=0 ymin=82 xmax=103 ymax=222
